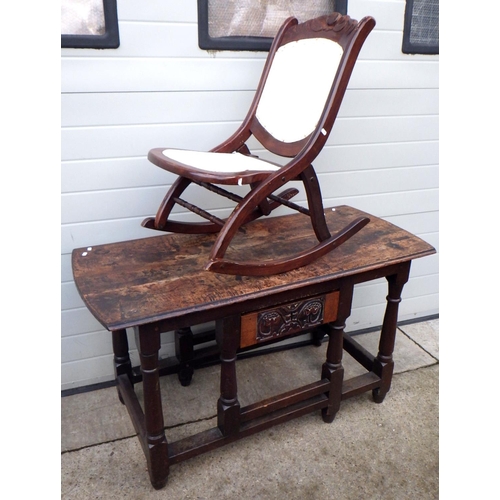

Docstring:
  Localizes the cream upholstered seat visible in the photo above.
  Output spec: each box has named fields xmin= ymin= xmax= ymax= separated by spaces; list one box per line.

xmin=143 ymin=13 xmax=376 ymax=276
xmin=162 ymin=149 xmax=280 ymax=174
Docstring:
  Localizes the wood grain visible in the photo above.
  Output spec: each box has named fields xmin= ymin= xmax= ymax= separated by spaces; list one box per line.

xmin=72 ymin=205 xmax=435 ymax=331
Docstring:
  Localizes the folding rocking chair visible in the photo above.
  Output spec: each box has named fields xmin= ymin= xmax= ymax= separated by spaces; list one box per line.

xmin=142 ymin=13 xmax=376 ymax=276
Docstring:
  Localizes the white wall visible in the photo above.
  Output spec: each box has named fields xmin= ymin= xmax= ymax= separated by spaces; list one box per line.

xmin=61 ymin=0 xmax=439 ymax=390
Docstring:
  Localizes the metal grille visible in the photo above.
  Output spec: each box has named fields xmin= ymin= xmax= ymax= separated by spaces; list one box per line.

xmin=61 ymin=0 xmax=105 ymax=36
xmin=208 ymin=0 xmax=336 ymax=38
xmin=408 ymin=0 xmax=439 ymax=46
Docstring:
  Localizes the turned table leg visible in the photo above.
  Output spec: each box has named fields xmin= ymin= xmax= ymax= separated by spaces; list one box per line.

xmin=373 ymin=262 xmax=411 ymax=403
xmin=322 ymin=280 xmax=353 ymax=423
xmin=216 ymin=316 xmax=241 ymax=436
xmin=136 ymin=324 xmax=170 ymax=489
xmin=112 ymin=329 xmax=133 ymax=404
xmin=175 ymin=327 xmax=195 ymax=386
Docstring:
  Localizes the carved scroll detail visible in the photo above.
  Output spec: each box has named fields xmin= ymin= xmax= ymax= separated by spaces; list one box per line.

xmin=256 ymin=297 xmax=325 ymax=342
xmin=281 ymin=13 xmax=359 ymax=46
xmin=309 ymin=13 xmax=358 ymax=36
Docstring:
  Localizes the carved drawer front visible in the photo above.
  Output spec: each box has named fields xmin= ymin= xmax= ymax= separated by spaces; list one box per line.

xmin=240 ymin=291 xmax=339 ymax=348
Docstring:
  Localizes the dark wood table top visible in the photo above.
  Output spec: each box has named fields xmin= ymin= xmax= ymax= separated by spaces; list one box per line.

xmin=72 ymin=206 xmax=435 ymax=331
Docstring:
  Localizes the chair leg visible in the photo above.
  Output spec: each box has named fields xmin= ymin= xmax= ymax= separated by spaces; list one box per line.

xmin=207 ymin=173 xmax=308 ymax=264
xmin=208 ymin=190 xmax=264 ymax=265
xmin=206 ymin=167 xmax=370 ymax=275
xmin=142 ymin=176 xmax=222 ymax=234
xmin=145 ymin=168 xmax=368 ymax=276
xmin=300 ymin=165 xmax=331 ymax=242
xmin=155 ymin=176 xmax=191 ymax=229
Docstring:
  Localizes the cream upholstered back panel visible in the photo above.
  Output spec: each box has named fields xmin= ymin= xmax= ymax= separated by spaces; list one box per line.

xmin=256 ymin=37 xmax=343 ymax=143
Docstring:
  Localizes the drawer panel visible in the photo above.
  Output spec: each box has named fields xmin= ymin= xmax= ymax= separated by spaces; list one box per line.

xmin=240 ymin=291 xmax=339 ymax=348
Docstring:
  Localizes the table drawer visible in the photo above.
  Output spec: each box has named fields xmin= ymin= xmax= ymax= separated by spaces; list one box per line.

xmin=240 ymin=291 xmax=339 ymax=348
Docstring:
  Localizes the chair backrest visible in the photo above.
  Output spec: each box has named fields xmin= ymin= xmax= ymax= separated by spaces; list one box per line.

xmin=249 ymin=13 xmax=375 ymax=159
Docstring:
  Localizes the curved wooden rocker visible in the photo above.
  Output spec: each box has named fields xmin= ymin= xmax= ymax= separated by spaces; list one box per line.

xmin=142 ymin=13 xmax=376 ymax=276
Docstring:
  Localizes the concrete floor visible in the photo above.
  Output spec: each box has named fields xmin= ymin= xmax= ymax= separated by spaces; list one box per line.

xmin=61 ymin=319 xmax=438 ymax=499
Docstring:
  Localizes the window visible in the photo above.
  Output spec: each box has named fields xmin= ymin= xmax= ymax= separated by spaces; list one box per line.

xmin=198 ymin=0 xmax=348 ymax=51
xmin=61 ymin=0 xmax=120 ymax=49
xmin=402 ymin=0 xmax=438 ymax=55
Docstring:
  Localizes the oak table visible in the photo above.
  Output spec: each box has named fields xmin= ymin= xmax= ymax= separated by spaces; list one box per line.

xmin=72 ymin=205 xmax=435 ymax=489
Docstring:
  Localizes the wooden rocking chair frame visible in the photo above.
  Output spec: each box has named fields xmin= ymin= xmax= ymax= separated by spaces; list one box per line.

xmin=143 ymin=13 xmax=376 ymax=276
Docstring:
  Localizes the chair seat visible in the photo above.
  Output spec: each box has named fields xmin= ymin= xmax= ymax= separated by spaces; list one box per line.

xmin=148 ymin=148 xmax=281 ymax=185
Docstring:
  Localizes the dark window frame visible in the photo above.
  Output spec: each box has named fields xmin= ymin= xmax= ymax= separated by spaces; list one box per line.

xmin=61 ymin=0 xmax=120 ymax=49
xmin=402 ymin=0 xmax=438 ymax=55
xmin=197 ymin=0 xmax=348 ymax=51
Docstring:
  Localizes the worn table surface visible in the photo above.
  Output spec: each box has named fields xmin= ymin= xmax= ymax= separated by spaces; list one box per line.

xmin=72 ymin=205 xmax=435 ymax=331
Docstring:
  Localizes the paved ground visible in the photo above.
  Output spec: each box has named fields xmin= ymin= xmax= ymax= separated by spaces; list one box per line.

xmin=61 ymin=319 xmax=438 ymax=499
